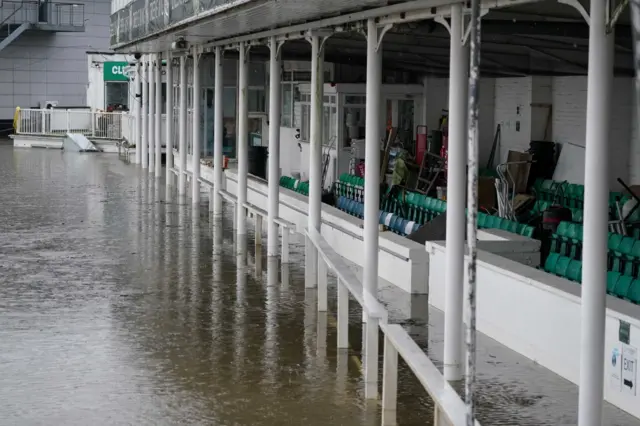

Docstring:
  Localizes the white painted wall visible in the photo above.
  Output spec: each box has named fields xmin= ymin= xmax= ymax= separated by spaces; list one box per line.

xmin=86 ymin=53 xmax=134 ymax=110
xmin=0 ymin=0 xmax=113 ymax=120
xmin=426 ymin=241 xmax=640 ymax=418
xmin=493 ymin=75 xmax=635 ymax=189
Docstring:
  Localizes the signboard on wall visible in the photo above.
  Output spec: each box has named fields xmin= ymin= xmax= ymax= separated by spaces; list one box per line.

xmin=104 ymin=62 xmax=131 ymax=81
xmin=622 ymin=344 xmax=637 ymax=396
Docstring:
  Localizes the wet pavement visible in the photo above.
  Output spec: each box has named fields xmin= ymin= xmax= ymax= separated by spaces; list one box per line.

xmin=1 ymin=145 xmax=640 ymax=425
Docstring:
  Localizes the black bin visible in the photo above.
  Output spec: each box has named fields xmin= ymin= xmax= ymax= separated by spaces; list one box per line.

xmin=248 ymin=146 xmax=268 ymax=180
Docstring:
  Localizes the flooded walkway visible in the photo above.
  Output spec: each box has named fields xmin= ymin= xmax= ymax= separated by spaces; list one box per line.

xmin=1 ymin=145 xmax=640 ymax=425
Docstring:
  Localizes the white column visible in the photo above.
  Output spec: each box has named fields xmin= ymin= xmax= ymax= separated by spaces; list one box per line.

xmin=237 ymin=43 xmax=249 ymax=236
xmin=178 ymin=56 xmax=187 ymax=196
xmin=141 ymin=60 xmax=149 ymax=169
xmin=268 ymin=36 xmax=281 ymax=256
xmin=213 ymin=47 xmax=224 ymax=218
xmin=578 ymin=0 xmax=613 ymax=424
xmin=148 ymin=55 xmax=156 ymax=174
xmin=192 ymin=48 xmax=201 ymax=205
xmin=363 ymin=17 xmax=382 ymax=400
xmin=443 ymin=4 xmax=469 ymax=382
xmin=305 ymin=35 xmax=324 ymax=288
xmin=165 ymin=51 xmax=174 ymax=188
xmin=135 ymin=60 xmax=142 ymax=165
xmin=155 ymin=53 xmax=162 ymax=178
xmin=363 ymin=19 xmax=382 ymax=304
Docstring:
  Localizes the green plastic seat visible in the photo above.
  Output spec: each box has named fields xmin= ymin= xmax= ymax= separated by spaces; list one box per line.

xmin=566 ymin=260 xmax=582 ymax=282
xmin=607 ymin=272 xmax=621 ymax=294
xmin=628 ymin=280 xmax=640 ymax=304
xmin=506 ymin=221 xmax=518 ymax=234
xmin=544 ymin=253 xmax=560 ymax=273
xmin=555 ymin=256 xmax=571 ymax=278
xmin=609 ymin=233 xmax=623 ymax=251
xmin=614 ymin=275 xmax=634 ymax=299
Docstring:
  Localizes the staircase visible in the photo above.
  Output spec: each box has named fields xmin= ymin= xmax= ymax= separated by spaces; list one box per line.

xmin=0 ymin=1 xmax=85 ymax=54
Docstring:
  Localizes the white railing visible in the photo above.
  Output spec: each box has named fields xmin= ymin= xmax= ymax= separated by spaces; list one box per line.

xmin=16 ymin=108 xmax=128 ymax=140
xmin=305 ymin=226 xmax=481 ymax=426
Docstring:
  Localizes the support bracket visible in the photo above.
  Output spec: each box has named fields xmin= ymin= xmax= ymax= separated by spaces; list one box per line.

xmin=608 ymin=0 xmax=628 ymax=32
xmin=305 ymin=31 xmax=331 ymax=54
xmin=434 ymin=16 xmax=451 ymax=35
xmin=558 ymin=0 xmax=591 ymax=25
xmin=376 ymin=24 xmax=393 ymax=51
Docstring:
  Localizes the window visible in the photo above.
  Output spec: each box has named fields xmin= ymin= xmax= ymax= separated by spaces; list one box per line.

xmin=281 ymin=83 xmax=293 ymax=127
xmin=105 ymin=82 xmax=129 ymax=110
xmin=297 ymin=92 xmax=336 ymax=146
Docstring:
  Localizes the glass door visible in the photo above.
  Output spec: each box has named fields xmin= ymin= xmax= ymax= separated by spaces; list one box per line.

xmin=202 ymin=87 xmax=214 ymax=157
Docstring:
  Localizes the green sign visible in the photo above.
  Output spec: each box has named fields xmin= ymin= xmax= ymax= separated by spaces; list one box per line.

xmin=104 ymin=61 xmax=130 ymax=81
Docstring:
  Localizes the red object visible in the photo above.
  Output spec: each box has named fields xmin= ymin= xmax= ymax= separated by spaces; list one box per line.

xmin=223 ymin=156 xmax=229 ymax=169
xmin=415 ymin=125 xmax=428 ymax=165
xmin=356 ymin=161 xmax=365 ymax=177
xmin=440 ymin=136 xmax=449 ymax=173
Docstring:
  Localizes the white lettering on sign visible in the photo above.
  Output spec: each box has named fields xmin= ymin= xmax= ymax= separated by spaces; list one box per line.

xmin=622 ymin=344 xmax=637 ymax=396
xmin=112 ymin=65 xmax=124 ymax=75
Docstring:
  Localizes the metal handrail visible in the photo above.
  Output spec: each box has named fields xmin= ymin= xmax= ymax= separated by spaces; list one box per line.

xmin=0 ymin=0 xmax=84 ymax=27
xmin=0 ymin=0 xmax=23 ymax=27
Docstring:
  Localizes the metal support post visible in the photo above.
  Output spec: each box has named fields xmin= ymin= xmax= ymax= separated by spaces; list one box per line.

xmin=165 ymin=52 xmax=174 ymax=188
xmin=363 ymin=18 xmax=382 ymax=400
xmin=178 ymin=56 xmax=187 ymax=196
xmin=192 ymin=48 xmax=202 ymax=205
xmin=363 ymin=18 xmax=382 ymax=308
xmin=237 ymin=43 xmax=249 ymax=236
xmin=444 ymin=3 xmax=469 ymax=382
xmin=141 ymin=60 xmax=149 ymax=169
xmin=465 ymin=0 xmax=482 ymax=421
xmin=213 ymin=47 xmax=224 ymax=217
xmin=135 ymin=60 xmax=142 ymax=165
xmin=148 ymin=55 xmax=156 ymax=174
xmin=318 ymin=258 xmax=327 ymax=312
xmin=155 ymin=53 xmax=162 ymax=178
xmin=578 ymin=0 xmax=613 ymax=424
xmin=268 ymin=36 xmax=282 ymax=256
xmin=305 ymin=35 xmax=324 ymax=288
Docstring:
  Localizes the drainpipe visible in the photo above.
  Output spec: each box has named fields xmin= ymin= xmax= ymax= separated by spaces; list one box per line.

xmin=178 ymin=56 xmax=187 ymax=196
xmin=192 ymin=47 xmax=202 ymax=206
xmin=148 ymin=55 xmax=155 ymax=174
xmin=268 ymin=36 xmax=282 ymax=256
xmin=578 ymin=0 xmax=613 ymax=424
xmin=141 ymin=59 xmax=148 ymax=169
xmin=165 ymin=51 xmax=173 ymax=189
xmin=155 ymin=53 xmax=162 ymax=178
xmin=306 ymin=35 xmax=324 ymax=288
xmin=237 ymin=42 xmax=249 ymax=236
xmin=213 ymin=46 xmax=224 ymax=218
xmin=444 ymin=3 xmax=469 ymax=382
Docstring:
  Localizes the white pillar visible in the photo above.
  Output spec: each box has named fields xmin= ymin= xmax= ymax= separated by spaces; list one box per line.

xmin=178 ymin=56 xmax=187 ymax=196
xmin=135 ymin=60 xmax=142 ymax=165
xmin=155 ymin=53 xmax=162 ymax=178
xmin=213 ymin=47 xmax=224 ymax=217
xmin=363 ymin=17 xmax=382 ymax=400
xmin=148 ymin=55 xmax=156 ymax=174
xmin=443 ymin=4 xmax=469 ymax=382
xmin=165 ymin=51 xmax=174 ymax=188
xmin=141 ymin=60 xmax=149 ymax=169
xmin=305 ymin=35 xmax=324 ymax=288
xmin=237 ymin=43 xmax=249 ymax=236
xmin=578 ymin=0 xmax=613 ymax=424
xmin=192 ymin=48 xmax=201 ymax=205
xmin=268 ymin=36 xmax=282 ymax=256
xmin=363 ymin=19 xmax=382 ymax=304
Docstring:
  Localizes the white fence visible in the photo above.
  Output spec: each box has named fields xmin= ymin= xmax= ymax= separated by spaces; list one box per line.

xmin=16 ymin=108 xmax=128 ymax=140
xmin=305 ymin=227 xmax=481 ymax=426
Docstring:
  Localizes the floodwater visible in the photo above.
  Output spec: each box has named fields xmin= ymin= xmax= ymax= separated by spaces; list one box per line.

xmin=1 ymin=144 xmax=640 ymax=426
